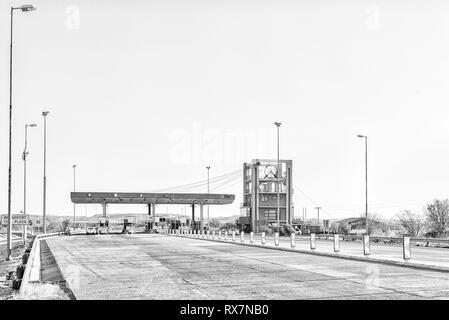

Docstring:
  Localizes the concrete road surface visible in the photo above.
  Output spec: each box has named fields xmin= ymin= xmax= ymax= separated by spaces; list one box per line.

xmin=45 ymin=234 xmax=449 ymax=300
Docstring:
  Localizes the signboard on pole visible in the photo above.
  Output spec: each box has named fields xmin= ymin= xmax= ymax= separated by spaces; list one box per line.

xmin=1 ymin=214 xmax=30 ymax=225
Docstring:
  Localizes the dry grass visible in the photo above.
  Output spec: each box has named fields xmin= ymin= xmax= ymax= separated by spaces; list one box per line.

xmin=14 ymin=282 xmax=73 ymax=300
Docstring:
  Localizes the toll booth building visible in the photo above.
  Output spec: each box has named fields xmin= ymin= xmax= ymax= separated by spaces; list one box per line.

xmin=240 ymin=159 xmax=294 ymax=232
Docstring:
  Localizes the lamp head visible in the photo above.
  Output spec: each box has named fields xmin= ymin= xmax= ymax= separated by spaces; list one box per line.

xmin=357 ymin=134 xmax=366 ymax=138
xmin=20 ymin=5 xmax=36 ymax=12
xmin=274 ymin=122 xmax=281 ymax=127
xmin=42 ymin=111 xmax=50 ymax=116
xmin=73 ymin=164 xmax=77 ymax=168
xmin=28 ymin=123 xmax=37 ymax=127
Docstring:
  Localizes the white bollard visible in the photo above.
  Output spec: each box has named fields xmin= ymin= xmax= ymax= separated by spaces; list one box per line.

xmin=218 ymin=230 xmax=222 ymax=240
xmin=224 ymin=231 xmax=228 ymax=240
xmin=261 ymin=232 xmax=266 ymax=245
xmin=274 ymin=232 xmax=279 ymax=246
xmin=403 ymin=235 xmax=411 ymax=260
xmin=240 ymin=231 xmax=245 ymax=242
xmin=334 ymin=234 xmax=340 ymax=252
xmin=363 ymin=234 xmax=370 ymax=255
xmin=232 ymin=231 xmax=236 ymax=241
xmin=207 ymin=230 xmax=210 ymax=239
xmin=250 ymin=232 xmax=254 ymax=244
xmin=212 ymin=231 xmax=215 ymax=239
xmin=310 ymin=233 xmax=316 ymax=250
xmin=290 ymin=233 xmax=296 ymax=248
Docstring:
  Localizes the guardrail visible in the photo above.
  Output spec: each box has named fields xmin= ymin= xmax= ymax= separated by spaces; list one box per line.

xmin=19 ymin=232 xmax=63 ymax=296
xmin=315 ymin=234 xmax=449 ymax=247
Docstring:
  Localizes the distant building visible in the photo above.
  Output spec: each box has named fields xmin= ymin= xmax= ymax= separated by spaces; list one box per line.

xmin=335 ymin=217 xmax=366 ymax=234
xmin=240 ymin=159 xmax=294 ymax=232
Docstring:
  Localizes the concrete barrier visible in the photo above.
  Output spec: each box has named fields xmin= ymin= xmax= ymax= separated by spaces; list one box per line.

xmin=290 ymin=233 xmax=296 ymax=248
xmin=250 ymin=232 xmax=254 ymax=244
xmin=403 ymin=235 xmax=411 ymax=260
xmin=274 ymin=232 xmax=279 ymax=247
xmin=363 ymin=234 xmax=370 ymax=255
xmin=240 ymin=231 xmax=245 ymax=243
xmin=19 ymin=232 xmax=62 ymax=297
xmin=261 ymin=232 xmax=266 ymax=245
xmin=334 ymin=234 xmax=340 ymax=253
xmin=310 ymin=233 xmax=316 ymax=250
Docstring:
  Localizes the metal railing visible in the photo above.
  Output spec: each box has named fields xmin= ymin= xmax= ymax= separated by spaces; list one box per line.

xmin=315 ymin=234 xmax=449 ymax=247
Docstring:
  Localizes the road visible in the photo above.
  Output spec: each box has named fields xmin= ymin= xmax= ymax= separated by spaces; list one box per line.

xmin=45 ymin=234 xmax=449 ymax=300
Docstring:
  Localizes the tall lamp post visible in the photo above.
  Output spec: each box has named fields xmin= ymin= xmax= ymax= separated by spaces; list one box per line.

xmin=73 ymin=164 xmax=77 ymax=230
xmin=6 ymin=4 xmax=36 ymax=261
xmin=357 ymin=134 xmax=368 ymax=234
xmin=274 ymin=122 xmax=281 ymax=231
xmin=42 ymin=111 xmax=50 ymax=234
xmin=206 ymin=166 xmax=210 ymax=227
xmin=23 ymin=123 xmax=37 ymax=243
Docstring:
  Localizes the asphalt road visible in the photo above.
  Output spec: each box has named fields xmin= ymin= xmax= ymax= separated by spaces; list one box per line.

xmin=45 ymin=234 xmax=449 ymax=300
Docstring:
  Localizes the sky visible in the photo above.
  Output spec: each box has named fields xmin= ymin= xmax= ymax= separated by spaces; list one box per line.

xmin=1 ymin=0 xmax=449 ymax=221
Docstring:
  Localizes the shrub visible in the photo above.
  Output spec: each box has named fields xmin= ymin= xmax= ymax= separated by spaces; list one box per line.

xmin=259 ymin=225 xmax=273 ymax=236
xmin=279 ymin=224 xmax=296 ymax=236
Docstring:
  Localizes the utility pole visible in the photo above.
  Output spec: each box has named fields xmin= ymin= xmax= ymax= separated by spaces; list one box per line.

xmin=206 ymin=166 xmax=210 ymax=228
xmin=274 ymin=122 xmax=281 ymax=231
xmin=73 ymin=164 xmax=77 ymax=230
xmin=357 ymin=134 xmax=368 ymax=234
xmin=315 ymin=206 xmax=321 ymax=224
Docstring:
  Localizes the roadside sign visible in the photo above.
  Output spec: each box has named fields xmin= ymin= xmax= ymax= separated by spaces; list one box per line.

xmin=1 ymin=214 xmax=30 ymax=225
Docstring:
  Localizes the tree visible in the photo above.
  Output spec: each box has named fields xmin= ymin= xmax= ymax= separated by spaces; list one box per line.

xmin=425 ymin=199 xmax=449 ymax=237
xmin=209 ymin=218 xmax=221 ymax=228
xmin=396 ymin=210 xmax=425 ymax=237
xmin=61 ymin=219 xmax=71 ymax=231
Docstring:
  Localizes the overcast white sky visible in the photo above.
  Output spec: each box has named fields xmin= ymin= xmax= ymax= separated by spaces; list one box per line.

xmin=1 ymin=0 xmax=449 ymax=220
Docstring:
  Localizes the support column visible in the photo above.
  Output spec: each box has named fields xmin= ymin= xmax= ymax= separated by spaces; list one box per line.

xmin=102 ymin=202 xmax=107 ymax=217
xmin=200 ymin=204 xmax=204 ymax=230
xmin=147 ymin=203 xmax=151 ymax=230
xmin=152 ymin=203 xmax=156 ymax=222
xmin=191 ymin=204 xmax=195 ymax=230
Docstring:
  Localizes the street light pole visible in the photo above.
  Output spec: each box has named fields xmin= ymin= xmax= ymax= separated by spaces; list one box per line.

xmin=357 ymin=134 xmax=368 ymax=234
xmin=274 ymin=122 xmax=281 ymax=231
xmin=42 ymin=111 xmax=50 ymax=234
xmin=6 ymin=4 xmax=36 ymax=261
xmin=73 ymin=164 xmax=77 ymax=230
xmin=206 ymin=166 xmax=210 ymax=228
xmin=23 ymin=123 xmax=37 ymax=243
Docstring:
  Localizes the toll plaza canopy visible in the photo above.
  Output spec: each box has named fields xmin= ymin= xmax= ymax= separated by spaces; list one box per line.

xmin=70 ymin=192 xmax=235 ymax=205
